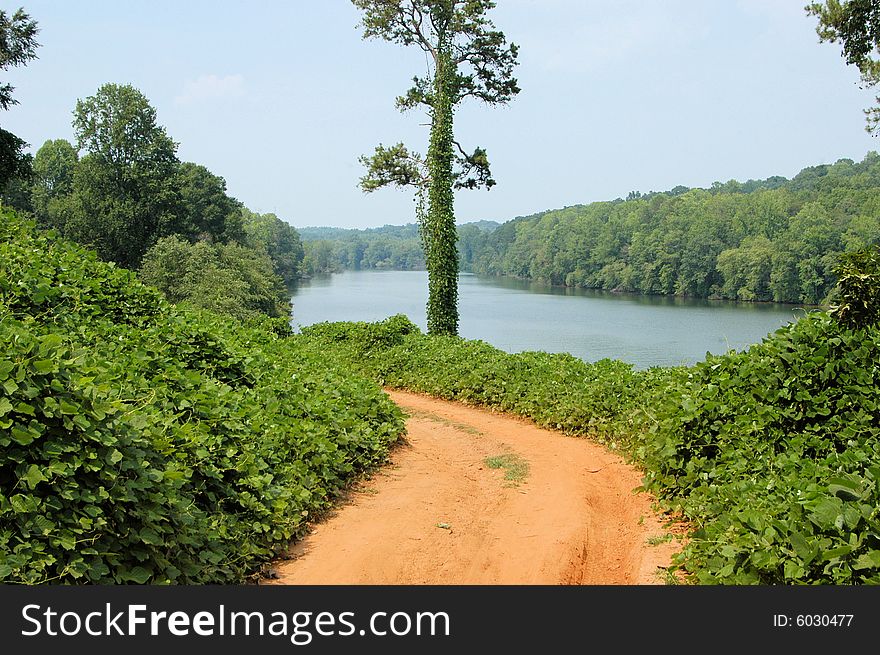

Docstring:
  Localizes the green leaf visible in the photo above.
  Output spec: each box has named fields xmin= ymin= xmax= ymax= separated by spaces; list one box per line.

xmin=23 ymin=465 xmax=45 ymax=490
xmin=120 ymin=566 xmax=152 ymax=584
xmin=14 ymin=401 xmax=35 ymax=416
xmin=32 ymin=359 xmax=55 ymax=374
xmin=32 ymin=515 xmax=55 ymax=535
xmin=58 ymin=400 xmax=78 ymax=415
xmin=10 ymin=426 xmax=36 ymax=446
xmin=0 ymin=360 xmax=13 ymax=379
xmin=853 ymin=550 xmax=880 ymax=571
xmin=790 ymin=531 xmax=818 ymax=565
xmin=139 ymin=528 xmax=162 ymax=545
xmin=9 ymin=494 xmax=39 ymax=514
xmin=57 ymin=533 xmax=77 ymax=550
xmin=822 ymin=545 xmax=853 ymax=561
xmin=828 ymin=477 xmax=863 ymax=502
xmin=808 ymin=497 xmax=843 ymax=531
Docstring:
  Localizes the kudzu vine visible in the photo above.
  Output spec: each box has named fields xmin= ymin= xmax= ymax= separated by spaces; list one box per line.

xmin=352 ymin=0 xmax=520 ymax=335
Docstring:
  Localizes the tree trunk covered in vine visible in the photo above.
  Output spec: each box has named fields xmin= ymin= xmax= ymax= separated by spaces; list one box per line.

xmin=425 ymin=45 xmax=458 ymax=335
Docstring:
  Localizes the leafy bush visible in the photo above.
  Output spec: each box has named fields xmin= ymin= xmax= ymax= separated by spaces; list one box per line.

xmin=139 ymin=235 xmax=291 ymax=321
xmin=0 ymin=211 xmax=403 ymax=583
xmin=642 ymin=313 xmax=880 ymax=583
xmin=831 ymin=245 xmax=880 ymax=328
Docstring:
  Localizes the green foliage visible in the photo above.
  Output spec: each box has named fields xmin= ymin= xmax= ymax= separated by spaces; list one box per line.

xmin=241 ymin=209 xmax=304 ymax=286
xmin=139 ymin=235 xmax=292 ymax=322
xmin=299 ymin=314 xmax=649 ymax=442
xmin=21 ymin=87 xmax=303 ymax=292
xmin=458 ymin=153 xmax=880 ymax=304
xmin=0 ymin=169 xmax=34 ymax=214
xmin=298 ymin=305 xmax=880 ymax=584
xmin=0 ymin=127 xmax=32 ymax=192
xmin=425 ymin=46 xmax=458 ymax=335
xmin=66 ymin=83 xmax=181 ymax=268
xmin=299 ymin=223 xmax=429 ymax=273
xmin=484 ymin=453 xmax=529 ymax=484
xmin=30 ymin=139 xmax=77 ymax=228
xmin=172 ymin=162 xmax=245 ymax=244
xmin=0 ymin=211 xmax=403 ymax=583
xmin=358 ymin=143 xmax=424 ymax=192
xmin=831 ymin=244 xmax=880 ymax=327
xmin=640 ymin=313 xmax=880 ymax=583
xmin=0 ymin=8 xmax=37 ymax=190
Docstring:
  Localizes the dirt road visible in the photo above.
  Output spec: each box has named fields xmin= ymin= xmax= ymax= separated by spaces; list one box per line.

xmin=270 ymin=389 xmax=679 ymax=585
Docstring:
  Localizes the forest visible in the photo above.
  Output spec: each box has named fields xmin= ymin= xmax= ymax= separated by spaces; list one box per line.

xmin=302 ymin=156 xmax=880 ymax=306
xmin=1 ymin=82 xmax=305 ymax=323
xmin=299 ymin=221 xmax=500 ymax=275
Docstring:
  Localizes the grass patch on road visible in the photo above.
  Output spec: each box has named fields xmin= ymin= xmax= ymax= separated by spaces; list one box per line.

xmin=485 ymin=453 xmax=530 ymax=485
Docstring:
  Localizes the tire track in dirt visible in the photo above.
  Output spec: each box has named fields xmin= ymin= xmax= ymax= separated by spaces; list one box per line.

xmin=269 ymin=389 xmax=679 ymax=585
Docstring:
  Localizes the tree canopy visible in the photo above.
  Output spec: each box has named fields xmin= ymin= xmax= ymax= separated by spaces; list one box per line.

xmin=64 ymin=83 xmax=181 ymax=268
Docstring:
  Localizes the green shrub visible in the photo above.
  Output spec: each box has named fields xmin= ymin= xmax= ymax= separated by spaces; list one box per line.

xmin=832 ymin=245 xmax=880 ymax=329
xmin=0 ymin=210 xmax=403 ymax=583
xmin=139 ymin=235 xmax=291 ymax=322
xmin=642 ymin=313 xmax=880 ymax=583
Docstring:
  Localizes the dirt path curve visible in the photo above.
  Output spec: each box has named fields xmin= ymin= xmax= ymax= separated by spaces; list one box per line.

xmin=270 ymin=389 xmax=678 ymax=585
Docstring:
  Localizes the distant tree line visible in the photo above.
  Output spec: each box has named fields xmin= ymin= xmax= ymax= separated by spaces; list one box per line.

xmin=457 ymin=155 xmax=880 ymax=305
xmin=300 ymin=224 xmax=425 ymax=274
xmin=7 ymin=82 xmax=878 ymax=310
xmin=299 ymin=156 xmax=880 ymax=306
xmin=299 ymin=221 xmax=500 ymax=276
xmin=1 ymin=82 xmax=304 ymax=321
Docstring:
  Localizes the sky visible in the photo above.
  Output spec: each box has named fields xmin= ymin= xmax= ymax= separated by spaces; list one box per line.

xmin=2 ymin=0 xmax=878 ymax=229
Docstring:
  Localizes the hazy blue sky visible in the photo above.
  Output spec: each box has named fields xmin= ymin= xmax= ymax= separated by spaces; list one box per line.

xmin=3 ymin=0 xmax=878 ymax=229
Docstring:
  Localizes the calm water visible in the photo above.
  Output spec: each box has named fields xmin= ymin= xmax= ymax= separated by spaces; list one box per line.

xmin=291 ymin=270 xmax=809 ymax=369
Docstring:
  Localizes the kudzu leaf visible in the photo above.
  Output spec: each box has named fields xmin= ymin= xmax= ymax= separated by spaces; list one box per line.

xmin=10 ymin=426 xmax=36 ymax=446
xmin=23 ymin=465 xmax=45 ymax=490
xmin=32 ymin=359 xmax=54 ymax=374
xmin=828 ymin=476 xmax=863 ymax=502
xmin=790 ymin=531 xmax=818 ymax=565
xmin=853 ymin=550 xmax=880 ymax=571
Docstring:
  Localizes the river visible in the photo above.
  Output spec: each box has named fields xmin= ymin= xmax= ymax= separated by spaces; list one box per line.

xmin=290 ymin=270 xmax=809 ymax=369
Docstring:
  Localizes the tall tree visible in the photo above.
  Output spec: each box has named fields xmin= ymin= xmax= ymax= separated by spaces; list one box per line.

xmin=352 ymin=0 xmax=519 ymax=335
xmin=66 ymin=83 xmax=180 ymax=268
xmin=0 ymin=7 xmax=39 ymax=189
xmin=241 ymin=208 xmax=305 ymax=286
xmin=807 ymin=0 xmax=880 ymax=131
